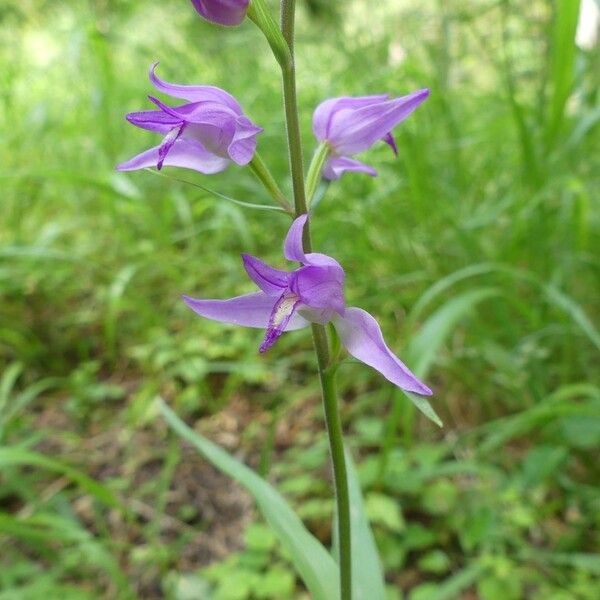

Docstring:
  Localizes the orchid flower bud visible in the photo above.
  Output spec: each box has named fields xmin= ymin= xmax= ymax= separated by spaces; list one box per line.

xmin=313 ymin=90 xmax=430 ymax=180
xmin=191 ymin=0 xmax=250 ymax=26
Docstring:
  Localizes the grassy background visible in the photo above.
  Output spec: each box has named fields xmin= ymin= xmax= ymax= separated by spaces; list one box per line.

xmin=1 ymin=0 xmax=599 ymax=598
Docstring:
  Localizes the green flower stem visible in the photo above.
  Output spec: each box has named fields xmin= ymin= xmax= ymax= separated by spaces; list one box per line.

xmin=305 ymin=142 xmax=330 ymax=207
xmin=249 ymin=153 xmax=292 ymax=212
xmin=280 ymin=2 xmax=352 ymax=598
xmin=247 ymin=0 xmax=291 ymax=69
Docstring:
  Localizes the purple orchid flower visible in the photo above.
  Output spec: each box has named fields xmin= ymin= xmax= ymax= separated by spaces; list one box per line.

xmin=312 ymin=89 xmax=430 ymax=180
xmin=117 ymin=63 xmax=262 ymax=175
xmin=183 ymin=214 xmax=432 ymax=396
xmin=191 ymin=0 xmax=249 ymax=26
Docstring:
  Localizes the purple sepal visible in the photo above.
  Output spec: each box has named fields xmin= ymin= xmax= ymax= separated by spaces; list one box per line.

xmin=333 ymin=307 xmax=432 ymax=396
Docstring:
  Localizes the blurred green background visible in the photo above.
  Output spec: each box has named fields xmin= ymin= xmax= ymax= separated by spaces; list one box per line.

xmin=1 ymin=0 xmax=599 ymax=598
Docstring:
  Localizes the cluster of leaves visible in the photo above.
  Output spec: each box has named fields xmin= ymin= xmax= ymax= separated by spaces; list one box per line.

xmin=1 ymin=0 xmax=598 ymax=598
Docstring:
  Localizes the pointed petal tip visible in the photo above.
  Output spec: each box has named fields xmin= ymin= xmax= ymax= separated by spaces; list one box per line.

xmin=148 ymin=62 xmax=161 ymax=84
xmin=333 ymin=307 xmax=433 ymax=396
xmin=413 ymin=382 xmax=433 ymax=396
xmin=417 ymin=88 xmax=431 ymax=101
xmin=284 ymin=213 xmax=310 ymax=262
xmin=296 ymin=213 xmax=309 ymax=226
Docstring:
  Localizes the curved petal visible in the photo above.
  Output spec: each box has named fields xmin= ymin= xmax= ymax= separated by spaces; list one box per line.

xmin=312 ymin=95 xmax=389 ymax=141
xmin=283 ymin=215 xmax=345 ymax=269
xmin=242 ymin=254 xmax=291 ymax=296
xmin=322 ymin=156 xmax=377 ymax=181
xmin=330 ymin=89 xmax=430 ymax=156
xmin=148 ymin=96 xmax=238 ymax=124
xmin=116 ymin=138 xmax=230 ymax=174
xmin=227 ymin=116 xmax=262 ymax=165
xmin=149 ymin=63 xmax=242 ymax=113
xmin=284 ymin=214 xmax=309 ymax=263
xmin=183 ymin=291 xmax=309 ymax=330
xmin=291 ymin=265 xmax=345 ymax=313
xmin=333 ymin=307 xmax=432 ymax=396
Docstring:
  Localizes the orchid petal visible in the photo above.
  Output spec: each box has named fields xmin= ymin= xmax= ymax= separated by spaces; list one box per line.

xmin=157 ymin=123 xmax=186 ymax=170
xmin=147 ymin=96 xmax=260 ymax=163
xmin=291 ymin=266 xmax=345 ymax=313
xmin=116 ymin=138 xmax=230 ymax=174
xmin=313 ymin=95 xmax=389 ymax=141
xmin=227 ymin=116 xmax=263 ymax=165
xmin=148 ymin=96 xmax=238 ymax=124
xmin=333 ymin=307 xmax=432 ymax=396
xmin=149 ymin=63 xmax=242 ymax=113
xmin=322 ymin=156 xmax=377 ymax=180
xmin=183 ymin=291 xmax=310 ymax=330
xmin=126 ymin=109 xmax=181 ymax=134
xmin=283 ymin=215 xmax=344 ymax=268
xmin=242 ymin=254 xmax=291 ymax=296
xmin=284 ymin=214 xmax=309 ymax=263
xmin=259 ymin=291 xmax=301 ymax=353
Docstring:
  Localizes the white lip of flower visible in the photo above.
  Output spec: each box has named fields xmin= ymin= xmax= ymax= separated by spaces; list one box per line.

xmin=271 ymin=293 xmax=299 ymax=328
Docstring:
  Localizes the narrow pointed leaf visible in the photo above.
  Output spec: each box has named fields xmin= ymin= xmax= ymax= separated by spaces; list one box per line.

xmin=159 ymin=400 xmax=340 ymax=600
xmin=345 ymin=448 xmax=386 ymax=600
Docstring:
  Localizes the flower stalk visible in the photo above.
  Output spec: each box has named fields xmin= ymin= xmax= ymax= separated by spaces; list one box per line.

xmin=305 ymin=142 xmax=330 ymax=206
xmin=279 ymin=2 xmax=352 ymax=597
xmin=247 ymin=0 xmax=291 ymax=69
xmin=249 ymin=153 xmax=292 ymax=212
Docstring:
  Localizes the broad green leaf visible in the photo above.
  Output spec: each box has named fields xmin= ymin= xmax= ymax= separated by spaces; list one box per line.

xmin=159 ymin=400 xmax=340 ymax=600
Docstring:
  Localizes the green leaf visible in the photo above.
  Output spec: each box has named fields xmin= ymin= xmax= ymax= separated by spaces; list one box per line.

xmin=159 ymin=400 xmax=339 ymax=600
xmin=344 ymin=449 xmax=386 ymax=600
xmin=403 ymin=391 xmax=443 ymax=428
xmin=545 ymin=0 xmax=581 ymax=146
xmin=404 ymin=287 xmax=499 ymax=426
xmin=144 ymin=169 xmax=285 ymax=212
xmin=408 ymin=287 xmax=500 ymax=377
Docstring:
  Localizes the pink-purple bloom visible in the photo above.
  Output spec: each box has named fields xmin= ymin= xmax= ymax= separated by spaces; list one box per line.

xmin=191 ymin=0 xmax=249 ymax=26
xmin=313 ymin=90 xmax=430 ymax=180
xmin=117 ymin=63 xmax=262 ymax=175
xmin=183 ymin=214 xmax=432 ymax=396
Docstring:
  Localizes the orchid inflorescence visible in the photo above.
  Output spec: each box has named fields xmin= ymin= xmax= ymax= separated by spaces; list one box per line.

xmin=117 ymin=2 xmax=435 ymax=598
xmin=118 ymin=10 xmax=432 ymax=400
